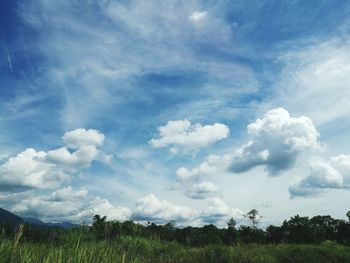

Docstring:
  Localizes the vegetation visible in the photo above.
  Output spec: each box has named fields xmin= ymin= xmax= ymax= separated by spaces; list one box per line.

xmin=1 ymin=210 xmax=350 ymax=262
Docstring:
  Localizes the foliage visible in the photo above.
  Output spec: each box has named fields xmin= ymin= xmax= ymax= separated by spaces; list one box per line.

xmin=1 ymin=234 xmax=350 ymax=263
xmin=244 ymin=209 xmax=261 ymax=229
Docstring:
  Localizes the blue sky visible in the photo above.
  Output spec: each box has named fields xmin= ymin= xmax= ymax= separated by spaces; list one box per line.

xmin=1 ymin=0 xmax=350 ymax=226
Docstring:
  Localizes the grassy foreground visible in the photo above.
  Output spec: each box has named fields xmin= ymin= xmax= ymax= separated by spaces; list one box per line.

xmin=1 ymin=234 xmax=350 ymax=263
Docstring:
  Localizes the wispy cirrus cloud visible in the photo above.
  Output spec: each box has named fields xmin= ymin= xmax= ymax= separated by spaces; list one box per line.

xmin=15 ymin=0 xmax=258 ymax=132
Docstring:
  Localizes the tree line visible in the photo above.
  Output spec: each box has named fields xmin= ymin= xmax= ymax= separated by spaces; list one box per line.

xmin=90 ymin=210 xmax=350 ymax=246
xmin=1 ymin=210 xmax=350 ymax=246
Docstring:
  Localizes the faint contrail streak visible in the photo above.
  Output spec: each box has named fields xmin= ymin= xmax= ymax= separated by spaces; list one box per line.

xmin=1 ymin=37 xmax=13 ymax=72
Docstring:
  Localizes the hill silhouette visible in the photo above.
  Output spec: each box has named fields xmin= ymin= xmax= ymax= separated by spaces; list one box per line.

xmin=0 ymin=208 xmax=23 ymax=226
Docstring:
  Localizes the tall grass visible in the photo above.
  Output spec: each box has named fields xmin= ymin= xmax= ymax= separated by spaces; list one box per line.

xmin=1 ymin=227 xmax=350 ymax=262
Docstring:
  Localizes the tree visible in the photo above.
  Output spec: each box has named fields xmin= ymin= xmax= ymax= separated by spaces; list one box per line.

xmin=92 ymin=214 xmax=107 ymax=240
xmin=346 ymin=211 xmax=350 ymax=222
xmin=238 ymin=225 xmax=266 ymax=244
xmin=281 ymin=215 xmax=314 ymax=243
xmin=226 ymin=217 xmax=238 ymax=245
xmin=227 ymin=217 xmax=236 ymax=229
xmin=336 ymin=220 xmax=350 ymax=244
xmin=244 ymin=209 xmax=261 ymax=229
xmin=201 ymin=224 xmax=224 ymax=245
xmin=309 ymin=215 xmax=339 ymax=242
xmin=266 ymin=225 xmax=283 ymax=243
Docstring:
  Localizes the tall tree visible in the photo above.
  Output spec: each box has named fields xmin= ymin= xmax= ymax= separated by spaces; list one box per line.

xmin=226 ymin=217 xmax=238 ymax=245
xmin=244 ymin=209 xmax=261 ymax=229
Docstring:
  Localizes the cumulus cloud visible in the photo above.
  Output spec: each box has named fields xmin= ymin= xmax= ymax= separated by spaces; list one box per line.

xmin=185 ymin=181 xmax=220 ymax=199
xmin=331 ymin=155 xmax=350 ymax=185
xmin=0 ymin=191 xmax=33 ymax=210
xmin=63 ymin=129 xmax=105 ymax=149
xmin=11 ymin=186 xmax=131 ymax=223
xmin=176 ymin=167 xmax=199 ymax=182
xmin=46 ymin=146 xmax=98 ymax=168
xmin=89 ymin=196 xmax=132 ymax=222
xmin=289 ymin=155 xmax=350 ymax=198
xmin=47 ymin=128 xmax=110 ymax=168
xmin=149 ymin=120 xmax=229 ymax=153
xmin=174 ymin=155 xmax=232 ymax=200
xmin=0 ymin=148 xmax=68 ymax=191
xmin=176 ymin=154 xmax=232 ymax=182
xmin=5 ymin=188 xmax=243 ymax=226
xmin=131 ymin=194 xmax=244 ymax=226
xmin=132 ymin=193 xmax=198 ymax=223
xmin=0 ymin=128 xmax=111 ymax=192
xmin=230 ymin=108 xmax=321 ymax=175
xmin=49 ymin=186 xmax=88 ymax=201
xmin=200 ymin=197 xmax=244 ymax=225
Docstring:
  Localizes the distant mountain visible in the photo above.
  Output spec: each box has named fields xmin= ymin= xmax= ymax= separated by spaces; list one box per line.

xmin=0 ymin=208 xmax=23 ymax=226
xmin=22 ymin=217 xmax=47 ymax=226
xmin=23 ymin=216 xmax=80 ymax=229
xmin=1 ymin=208 xmax=80 ymax=229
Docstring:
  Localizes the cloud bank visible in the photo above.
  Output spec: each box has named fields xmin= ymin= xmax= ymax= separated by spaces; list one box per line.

xmin=132 ymin=194 xmax=243 ymax=226
xmin=10 ymin=187 xmax=131 ymax=223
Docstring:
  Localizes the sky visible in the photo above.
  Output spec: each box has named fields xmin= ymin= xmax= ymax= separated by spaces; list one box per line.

xmin=1 ymin=0 xmax=350 ymax=227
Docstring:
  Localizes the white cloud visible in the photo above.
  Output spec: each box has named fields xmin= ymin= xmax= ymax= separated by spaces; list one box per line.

xmin=0 ymin=148 xmax=68 ymax=191
xmin=132 ymin=193 xmax=198 ymax=223
xmin=46 ymin=146 xmax=98 ymax=168
xmin=50 ymin=186 xmax=88 ymax=201
xmin=0 ymin=191 xmax=33 ymax=210
xmin=185 ymin=181 xmax=220 ymax=199
xmin=0 ymin=129 xmax=110 ymax=192
xmin=289 ymin=155 xmax=350 ymax=198
xmin=149 ymin=120 xmax=229 ymax=155
xmin=46 ymin=128 xmax=110 ymax=168
xmin=189 ymin=11 xmax=208 ymax=22
xmin=63 ymin=128 xmax=105 ymax=149
xmin=176 ymin=167 xmax=200 ymax=182
xmin=230 ymin=108 xmax=321 ymax=175
xmin=5 ymin=188 xmax=244 ymax=226
xmin=176 ymin=154 xmax=232 ymax=182
xmin=89 ymin=196 xmax=132 ymax=222
xmin=200 ymin=197 xmax=244 ymax=225
xmin=11 ymin=186 xmax=131 ymax=223
xmin=132 ymin=194 xmax=244 ymax=226
xmin=174 ymin=155 xmax=232 ymax=200
xmin=331 ymin=155 xmax=350 ymax=185
xmin=149 ymin=120 xmax=229 ymax=153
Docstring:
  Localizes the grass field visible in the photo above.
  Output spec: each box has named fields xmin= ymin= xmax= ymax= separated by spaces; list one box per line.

xmin=1 ymin=230 xmax=350 ymax=263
